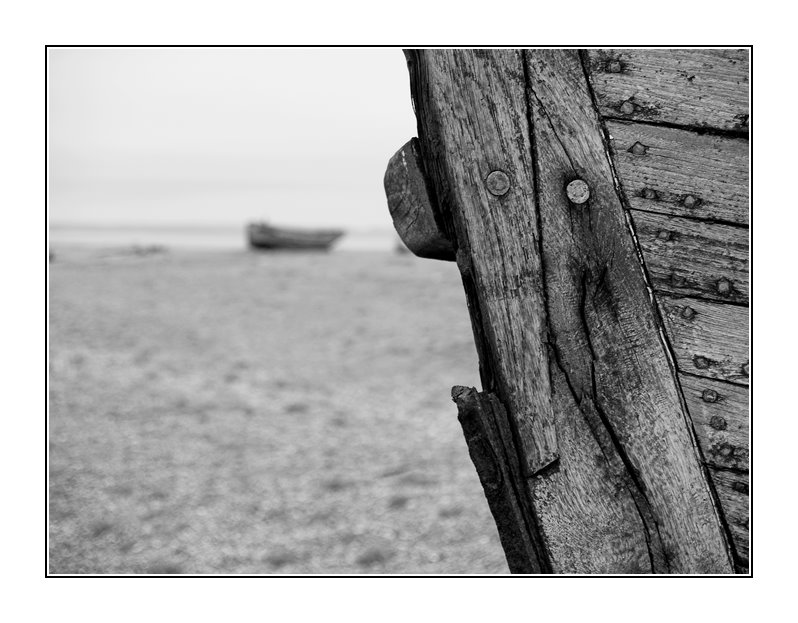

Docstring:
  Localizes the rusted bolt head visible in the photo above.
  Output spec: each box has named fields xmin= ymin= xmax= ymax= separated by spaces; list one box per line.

xmin=642 ymin=188 xmax=657 ymax=200
xmin=717 ymin=278 xmax=732 ymax=296
xmin=702 ymin=389 xmax=719 ymax=403
xmin=620 ymin=100 xmax=635 ymax=115
xmin=485 ymin=170 xmax=511 ymax=196
xmin=709 ymin=415 xmax=727 ymax=430
xmin=681 ymin=306 xmax=696 ymax=319
xmin=683 ymin=195 xmax=699 ymax=208
xmin=566 ymin=179 xmax=590 ymax=204
xmin=741 ymin=361 xmax=749 ymax=376
xmin=629 ymin=142 xmax=648 ymax=156
xmin=607 ymin=60 xmax=622 ymax=73
xmin=657 ymin=230 xmax=672 ymax=241
xmin=693 ymin=355 xmax=711 ymax=369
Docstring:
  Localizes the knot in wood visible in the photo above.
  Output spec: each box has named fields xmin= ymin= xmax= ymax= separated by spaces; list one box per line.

xmin=566 ymin=179 xmax=590 ymax=205
xmin=485 ymin=170 xmax=511 ymax=196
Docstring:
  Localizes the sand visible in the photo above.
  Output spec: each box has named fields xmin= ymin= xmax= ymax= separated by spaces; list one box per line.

xmin=48 ymin=247 xmax=507 ymax=574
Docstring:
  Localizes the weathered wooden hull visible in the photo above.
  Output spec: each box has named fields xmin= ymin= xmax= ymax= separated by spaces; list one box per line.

xmin=385 ymin=48 xmax=749 ymax=574
xmin=247 ymin=223 xmax=345 ymax=251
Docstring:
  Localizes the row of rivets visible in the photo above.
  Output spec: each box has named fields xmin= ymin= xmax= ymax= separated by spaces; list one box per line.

xmin=639 ymin=187 xmax=703 ymax=211
xmin=486 ymin=171 xmax=593 ymax=206
xmin=670 ymin=277 xmax=736 ymax=297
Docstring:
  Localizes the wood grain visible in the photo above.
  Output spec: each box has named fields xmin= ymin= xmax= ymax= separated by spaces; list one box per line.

xmin=585 ymin=49 xmax=749 ymax=132
xmin=384 ymin=138 xmax=455 ymax=261
xmin=405 ymin=49 xmax=558 ymax=476
xmin=680 ymin=374 xmax=749 ymax=471
xmin=659 ymin=295 xmax=749 ymax=385
xmin=525 ymin=49 xmax=732 ymax=573
xmin=408 ymin=49 xmax=655 ymax=573
xmin=607 ymin=120 xmax=749 ymax=225
xmin=631 ymin=211 xmax=749 ymax=304
xmin=709 ymin=468 xmax=749 ymax=566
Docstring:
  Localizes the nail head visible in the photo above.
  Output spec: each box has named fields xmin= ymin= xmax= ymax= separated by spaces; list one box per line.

xmin=485 ymin=170 xmax=511 ymax=196
xmin=741 ymin=362 xmax=749 ymax=376
xmin=607 ymin=60 xmax=622 ymax=73
xmin=681 ymin=306 xmax=696 ymax=319
xmin=717 ymin=278 xmax=732 ymax=296
xmin=657 ymin=230 xmax=672 ymax=241
xmin=693 ymin=355 xmax=711 ymax=369
xmin=671 ymin=274 xmax=686 ymax=287
xmin=702 ymin=389 xmax=719 ymax=403
xmin=630 ymin=142 xmax=648 ymax=156
xmin=709 ymin=415 xmax=727 ymax=430
xmin=642 ymin=188 xmax=657 ymax=200
xmin=683 ymin=195 xmax=699 ymax=208
xmin=620 ymin=100 xmax=635 ymax=115
xmin=566 ymin=179 xmax=590 ymax=205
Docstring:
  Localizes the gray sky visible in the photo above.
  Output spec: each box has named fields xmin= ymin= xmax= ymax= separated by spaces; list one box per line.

xmin=48 ymin=47 xmax=418 ymax=229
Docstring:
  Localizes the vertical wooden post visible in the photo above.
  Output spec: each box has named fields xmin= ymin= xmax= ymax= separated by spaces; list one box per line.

xmin=388 ymin=49 xmax=737 ymax=574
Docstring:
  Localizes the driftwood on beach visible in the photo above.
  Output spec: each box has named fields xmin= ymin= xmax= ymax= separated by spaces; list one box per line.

xmin=384 ymin=48 xmax=749 ymax=574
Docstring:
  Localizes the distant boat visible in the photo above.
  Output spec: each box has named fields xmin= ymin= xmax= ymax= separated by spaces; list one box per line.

xmin=247 ymin=222 xmax=345 ymax=251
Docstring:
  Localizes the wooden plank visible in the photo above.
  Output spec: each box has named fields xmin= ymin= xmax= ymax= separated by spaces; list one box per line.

xmin=452 ymin=387 xmax=548 ymax=573
xmin=607 ymin=120 xmax=749 ymax=225
xmin=680 ymin=374 xmax=749 ymax=471
xmin=709 ymin=468 xmax=749 ymax=565
xmin=524 ymin=49 xmax=732 ymax=574
xmin=405 ymin=49 xmax=559 ymax=476
xmin=384 ymin=138 xmax=455 ymax=261
xmin=585 ymin=49 xmax=749 ymax=132
xmin=658 ymin=295 xmax=749 ymax=385
xmin=631 ymin=210 xmax=749 ymax=304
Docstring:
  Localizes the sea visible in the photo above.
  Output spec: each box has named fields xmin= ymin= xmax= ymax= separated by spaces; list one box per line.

xmin=48 ymin=223 xmax=400 ymax=253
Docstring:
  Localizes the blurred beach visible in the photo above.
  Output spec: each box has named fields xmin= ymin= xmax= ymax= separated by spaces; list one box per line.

xmin=48 ymin=240 xmax=507 ymax=574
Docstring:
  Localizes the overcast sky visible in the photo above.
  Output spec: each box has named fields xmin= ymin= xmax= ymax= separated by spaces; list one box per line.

xmin=48 ymin=47 xmax=418 ymax=229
